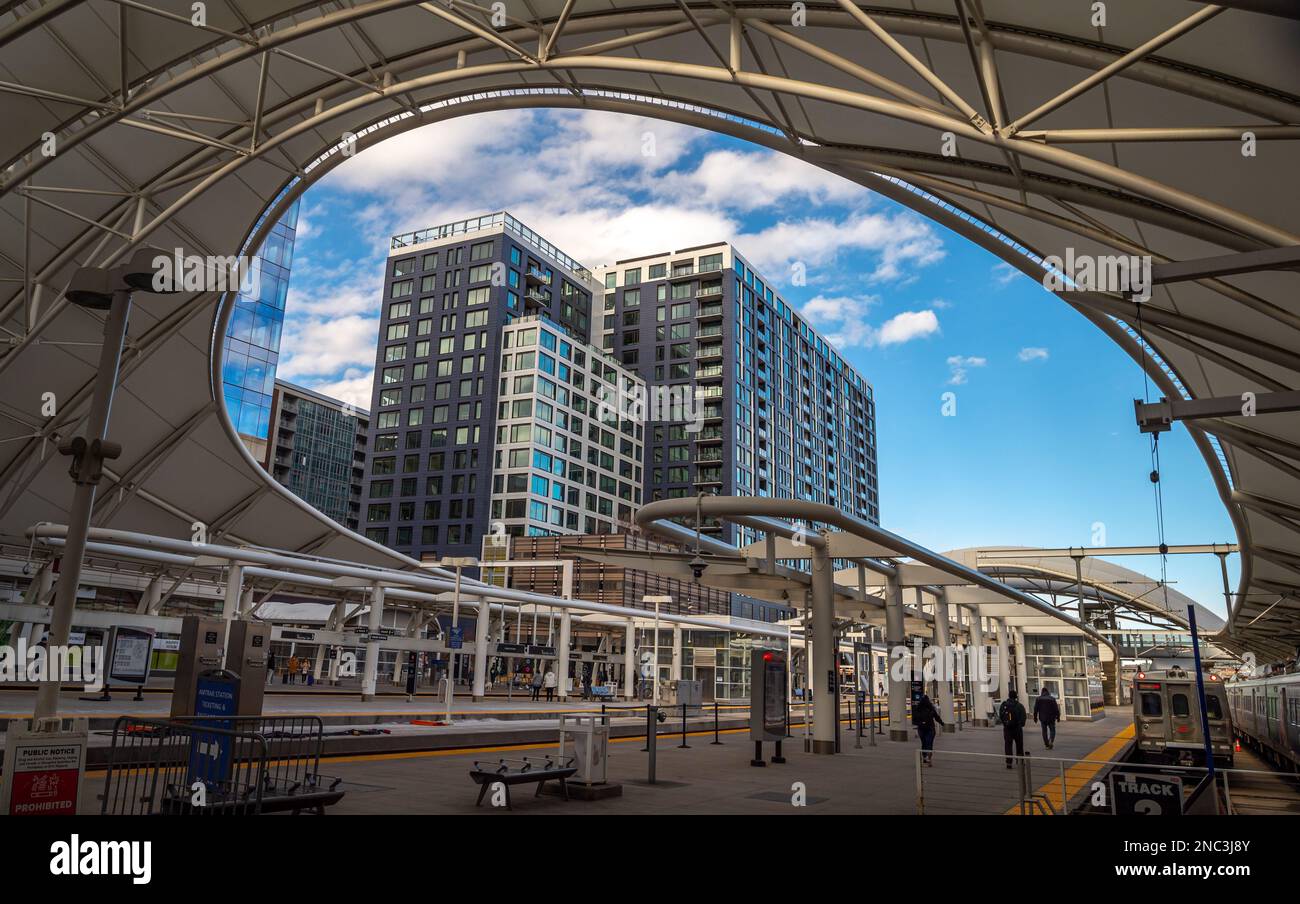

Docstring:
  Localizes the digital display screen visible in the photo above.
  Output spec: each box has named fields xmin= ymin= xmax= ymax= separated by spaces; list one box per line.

xmin=109 ymin=627 xmax=155 ymax=683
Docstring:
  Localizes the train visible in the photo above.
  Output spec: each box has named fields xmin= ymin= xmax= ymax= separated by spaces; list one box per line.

xmin=1132 ymin=667 xmax=1234 ymax=767
xmin=1226 ymin=671 xmax=1300 ymax=771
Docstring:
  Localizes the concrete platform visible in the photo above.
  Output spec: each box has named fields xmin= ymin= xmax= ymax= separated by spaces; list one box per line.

xmin=106 ymin=708 xmax=1128 ymax=815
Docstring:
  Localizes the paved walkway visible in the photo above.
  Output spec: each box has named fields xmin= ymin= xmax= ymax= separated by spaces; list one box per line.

xmin=301 ymin=709 xmax=1135 ymax=815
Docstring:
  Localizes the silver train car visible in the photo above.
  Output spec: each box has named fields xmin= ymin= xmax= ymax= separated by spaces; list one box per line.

xmin=1132 ymin=667 xmax=1234 ymax=767
xmin=1226 ymin=672 xmax=1300 ymax=771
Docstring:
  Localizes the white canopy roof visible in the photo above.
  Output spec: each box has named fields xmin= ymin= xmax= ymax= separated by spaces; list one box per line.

xmin=0 ymin=0 xmax=1296 ymax=659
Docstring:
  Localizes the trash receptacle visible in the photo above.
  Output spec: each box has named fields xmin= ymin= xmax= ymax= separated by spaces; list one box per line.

xmin=559 ymin=714 xmax=609 ymax=785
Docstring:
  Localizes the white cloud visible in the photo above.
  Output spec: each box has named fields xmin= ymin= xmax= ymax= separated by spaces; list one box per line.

xmin=946 ymin=355 xmax=987 ymax=385
xmin=309 ymin=369 xmax=374 ymax=412
xmin=658 ymin=148 xmax=862 ymax=212
xmin=1018 ymin=346 xmax=1049 ymax=362
xmin=800 ymin=298 xmax=938 ymax=349
xmin=878 ymin=310 xmax=940 ymax=346
xmin=737 ymin=212 xmax=944 ymax=285
xmin=277 ymin=313 xmax=378 ymax=383
xmin=992 ymin=262 xmax=1021 ymax=286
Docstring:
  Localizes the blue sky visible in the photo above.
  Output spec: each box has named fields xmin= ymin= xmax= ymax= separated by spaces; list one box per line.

xmin=280 ymin=107 xmax=1237 ymax=617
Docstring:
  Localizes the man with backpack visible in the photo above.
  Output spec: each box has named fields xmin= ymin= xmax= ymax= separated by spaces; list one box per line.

xmin=998 ymin=689 xmax=1027 ymax=768
xmin=1033 ymin=686 xmax=1061 ymax=749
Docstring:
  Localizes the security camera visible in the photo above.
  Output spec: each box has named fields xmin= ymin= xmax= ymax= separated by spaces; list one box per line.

xmin=688 ymin=554 xmax=707 ymax=582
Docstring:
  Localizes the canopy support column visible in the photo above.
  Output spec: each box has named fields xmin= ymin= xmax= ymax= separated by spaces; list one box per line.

xmin=360 ymin=584 xmax=384 ymax=701
xmin=811 ymin=530 xmax=836 ymax=754
xmin=969 ymin=611 xmax=990 ymax=726
xmin=934 ymin=589 xmax=956 ymax=732
xmin=472 ymin=596 xmax=490 ymax=701
xmin=885 ymin=572 xmax=908 ymax=742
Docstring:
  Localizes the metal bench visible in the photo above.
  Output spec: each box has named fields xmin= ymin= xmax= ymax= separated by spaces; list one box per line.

xmin=469 ymin=756 xmax=577 ymax=809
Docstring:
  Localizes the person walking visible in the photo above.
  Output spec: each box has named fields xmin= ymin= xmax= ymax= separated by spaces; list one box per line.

xmin=267 ymin=651 xmax=277 ymax=685
xmin=530 ymin=668 xmax=543 ymax=701
xmin=287 ymin=654 xmax=299 ymax=685
xmin=1033 ymin=687 xmax=1061 ymax=749
xmin=998 ymin=689 xmax=1028 ymax=768
xmin=912 ymin=693 xmax=944 ymax=765
xmin=544 ymin=667 xmax=557 ymax=702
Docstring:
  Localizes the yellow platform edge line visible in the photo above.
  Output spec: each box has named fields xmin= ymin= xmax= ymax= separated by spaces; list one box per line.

xmin=1006 ymin=722 xmax=1136 ymax=815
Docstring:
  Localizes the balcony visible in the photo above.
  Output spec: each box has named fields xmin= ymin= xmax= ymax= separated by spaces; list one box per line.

xmin=694 ymin=469 xmax=723 ymax=487
xmin=523 ymin=289 xmax=549 ymax=308
xmin=696 ymin=324 xmax=722 ymax=339
xmin=695 ymin=344 xmax=723 ymax=362
xmin=525 ymin=267 xmax=550 ymax=285
xmin=693 ymin=426 xmax=724 ymax=443
xmin=695 ymin=364 xmax=724 ymax=382
xmin=696 ymin=302 xmax=723 ymax=320
xmin=696 ymin=285 xmax=722 ymax=299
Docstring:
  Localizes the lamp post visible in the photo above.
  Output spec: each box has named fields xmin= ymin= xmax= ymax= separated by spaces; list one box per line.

xmin=644 ymin=595 xmax=673 ymax=705
xmin=34 ymin=250 xmax=176 ymax=726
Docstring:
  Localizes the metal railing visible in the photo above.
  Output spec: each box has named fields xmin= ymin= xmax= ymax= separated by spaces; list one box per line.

xmin=99 ymin=715 xmax=331 ymax=815
xmin=915 ymin=747 xmax=1294 ymax=815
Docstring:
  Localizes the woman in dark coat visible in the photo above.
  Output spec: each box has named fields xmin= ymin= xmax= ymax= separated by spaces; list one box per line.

xmin=912 ymin=694 xmax=945 ymax=765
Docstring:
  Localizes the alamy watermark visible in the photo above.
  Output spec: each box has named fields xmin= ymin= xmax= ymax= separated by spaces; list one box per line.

xmin=0 ymin=641 xmax=103 ymax=690
xmin=149 ymin=248 xmax=261 ymax=297
xmin=887 ymin=639 xmax=1000 ymax=692
xmin=595 ymin=382 xmax=704 ymax=433
xmin=1041 ymin=248 xmax=1152 ymax=302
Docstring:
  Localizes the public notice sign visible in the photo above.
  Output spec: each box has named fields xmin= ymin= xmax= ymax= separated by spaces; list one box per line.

xmin=0 ymin=720 xmax=88 ymax=816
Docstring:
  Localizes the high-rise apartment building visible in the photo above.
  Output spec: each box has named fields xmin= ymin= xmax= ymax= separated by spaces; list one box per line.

xmin=593 ymin=243 xmax=879 ymax=544
xmin=360 ymin=216 xmax=879 ymax=562
xmin=263 ymin=380 xmax=370 ymax=531
xmin=361 ymin=212 xmax=646 ymax=560
xmin=490 ymin=318 xmax=645 ymax=537
xmin=221 ymin=200 xmax=300 ymax=461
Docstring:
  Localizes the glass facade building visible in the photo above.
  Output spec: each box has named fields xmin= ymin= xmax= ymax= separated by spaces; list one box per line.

xmin=266 ymin=381 xmax=370 ymax=531
xmin=361 ymin=212 xmax=598 ymax=560
xmin=222 ymin=200 xmax=299 ymax=460
xmin=593 ymin=243 xmax=879 ymax=543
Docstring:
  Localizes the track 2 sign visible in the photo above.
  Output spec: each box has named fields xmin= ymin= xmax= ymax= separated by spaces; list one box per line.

xmin=1110 ymin=771 xmax=1183 ymax=816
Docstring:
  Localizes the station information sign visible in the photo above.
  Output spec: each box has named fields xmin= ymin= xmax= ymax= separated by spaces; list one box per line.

xmin=108 ymin=625 xmax=156 ymax=686
xmin=1110 ymin=771 xmax=1184 ymax=816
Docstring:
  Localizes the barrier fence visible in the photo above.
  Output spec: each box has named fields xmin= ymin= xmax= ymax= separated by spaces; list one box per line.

xmin=99 ymin=715 xmax=341 ymax=815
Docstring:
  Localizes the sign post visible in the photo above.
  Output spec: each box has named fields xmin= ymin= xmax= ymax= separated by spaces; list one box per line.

xmin=0 ymin=719 xmax=88 ymax=815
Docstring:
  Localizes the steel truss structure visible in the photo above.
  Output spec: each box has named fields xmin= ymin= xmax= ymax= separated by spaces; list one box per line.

xmin=0 ymin=1 xmax=1297 ymax=659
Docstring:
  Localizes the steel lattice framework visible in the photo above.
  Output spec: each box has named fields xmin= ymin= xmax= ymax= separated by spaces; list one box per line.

xmin=0 ymin=0 xmax=1297 ymax=658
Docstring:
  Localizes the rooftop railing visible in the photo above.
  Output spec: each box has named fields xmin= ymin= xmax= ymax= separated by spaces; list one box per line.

xmin=391 ymin=211 xmax=593 ymax=283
